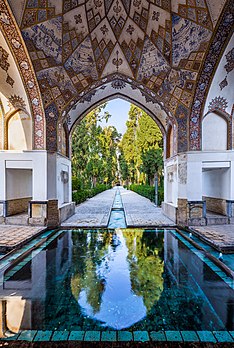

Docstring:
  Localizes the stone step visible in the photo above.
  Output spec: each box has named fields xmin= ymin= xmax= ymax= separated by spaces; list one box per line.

xmin=206 ymin=216 xmax=229 ymax=225
xmin=4 ymin=214 xmax=29 ymax=226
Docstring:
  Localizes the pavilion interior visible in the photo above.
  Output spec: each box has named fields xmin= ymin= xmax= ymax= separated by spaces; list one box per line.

xmin=0 ymin=0 xmax=233 ymax=226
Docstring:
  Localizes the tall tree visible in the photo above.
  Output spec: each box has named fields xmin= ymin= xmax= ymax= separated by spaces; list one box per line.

xmin=72 ymin=104 xmax=121 ymax=188
xmin=119 ymin=105 xmax=163 ymax=185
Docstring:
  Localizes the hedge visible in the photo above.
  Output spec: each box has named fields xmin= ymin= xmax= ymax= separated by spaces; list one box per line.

xmin=129 ymin=184 xmax=164 ymax=206
xmin=72 ymin=184 xmax=111 ymax=205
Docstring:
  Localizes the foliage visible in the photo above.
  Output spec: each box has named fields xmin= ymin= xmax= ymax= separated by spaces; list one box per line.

xmin=72 ymin=176 xmax=82 ymax=191
xmin=130 ymin=183 xmax=164 ymax=206
xmin=141 ymin=148 xmax=163 ymax=186
xmin=72 ymin=184 xmax=111 ymax=205
xmin=72 ymin=104 xmax=121 ymax=189
xmin=70 ymin=229 xmax=164 ymax=322
xmin=119 ymin=104 xmax=163 ymax=186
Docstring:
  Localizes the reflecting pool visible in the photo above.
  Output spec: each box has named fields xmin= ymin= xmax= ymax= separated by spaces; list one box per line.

xmin=0 ymin=229 xmax=233 ymax=334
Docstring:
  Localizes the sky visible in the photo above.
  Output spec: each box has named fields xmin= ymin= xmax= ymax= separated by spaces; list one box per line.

xmin=99 ymin=98 xmax=131 ymax=136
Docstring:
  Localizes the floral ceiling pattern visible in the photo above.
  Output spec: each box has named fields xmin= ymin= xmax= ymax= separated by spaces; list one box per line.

xmin=4 ymin=0 xmax=233 ymax=151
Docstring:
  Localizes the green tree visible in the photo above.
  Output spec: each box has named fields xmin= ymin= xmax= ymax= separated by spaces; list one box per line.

xmin=119 ymin=104 xmax=163 ymax=185
xmin=72 ymin=104 xmax=121 ymax=188
xmin=141 ymin=148 xmax=163 ymax=186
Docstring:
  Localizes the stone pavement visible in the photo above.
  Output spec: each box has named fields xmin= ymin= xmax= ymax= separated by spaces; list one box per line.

xmin=0 ymin=225 xmax=44 ymax=251
xmin=62 ymin=187 xmax=174 ymax=228
xmin=120 ymin=188 xmax=174 ymax=227
xmin=192 ymin=225 xmax=234 ymax=252
xmin=62 ymin=188 xmax=116 ymax=227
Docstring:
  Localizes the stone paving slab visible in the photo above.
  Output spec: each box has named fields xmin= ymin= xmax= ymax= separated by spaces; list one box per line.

xmin=62 ymin=189 xmax=116 ymax=227
xmin=192 ymin=225 xmax=234 ymax=252
xmin=120 ymin=188 xmax=174 ymax=227
xmin=0 ymin=225 xmax=44 ymax=251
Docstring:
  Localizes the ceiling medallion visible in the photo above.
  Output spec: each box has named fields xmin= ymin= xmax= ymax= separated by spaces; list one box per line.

xmin=112 ymin=50 xmax=123 ymax=72
xmin=111 ymin=79 xmax=126 ymax=90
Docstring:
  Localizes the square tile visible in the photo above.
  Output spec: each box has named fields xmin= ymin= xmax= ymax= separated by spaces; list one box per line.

xmin=101 ymin=331 xmax=117 ymax=341
xmin=118 ymin=331 xmax=133 ymax=341
xmin=68 ymin=331 xmax=85 ymax=341
xmin=84 ymin=331 xmax=100 ymax=341
xmin=197 ymin=331 xmax=217 ymax=342
xmin=34 ymin=330 xmax=53 ymax=341
xmin=165 ymin=331 xmax=182 ymax=341
xmin=150 ymin=331 xmax=166 ymax=341
xmin=133 ymin=331 xmax=149 ymax=342
xmin=181 ymin=331 xmax=199 ymax=342
xmin=213 ymin=331 xmax=233 ymax=342
xmin=51 ymin=331 xmax=69 ymax=341
xmin=18 ymin=330 xmax=37 ymax=341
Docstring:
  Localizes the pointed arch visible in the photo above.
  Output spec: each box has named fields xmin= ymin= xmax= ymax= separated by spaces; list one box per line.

xmin=189 ymin=0 xmax=234 ymax=150
xmin=0 ymin=0 xmax=45 ymax=149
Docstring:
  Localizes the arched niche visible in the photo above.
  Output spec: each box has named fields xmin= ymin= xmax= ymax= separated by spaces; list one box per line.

xmin=6 ymin=109 xmax=32 ymax=150
xmin=202 ymin=112 xmax=228 ymax=151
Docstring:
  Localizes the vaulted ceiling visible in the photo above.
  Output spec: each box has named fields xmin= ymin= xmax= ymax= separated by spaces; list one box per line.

xmin=7 ymin=0 xmax=227 ymax=115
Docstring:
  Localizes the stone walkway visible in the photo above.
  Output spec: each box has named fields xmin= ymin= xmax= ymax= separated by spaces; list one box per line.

xmin=120 ymin=188 xmax=174 ymax=227
xmin=0 ymin=225 xmax=44 ymax=251
xmin=62 ymin=189 xmax=116 ymax=227
xmin=192 ymin=225 xmax=234 ymax=252
xmin=63 ymin=187 xmax=174 ymax=228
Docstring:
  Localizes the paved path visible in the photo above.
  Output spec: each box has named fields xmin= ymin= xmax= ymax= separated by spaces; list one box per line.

xmin=62 ymin=189 xmax=116 ymax=227
xmin=120 ymin=188 xmax=174 ymax=227
xmin=63 ymin=187 xmax=174 ymax=228
xmin=192 ymin=225 xmax=234 ymax=252
xmin=0 ymin=225 xmax=43 ymax=251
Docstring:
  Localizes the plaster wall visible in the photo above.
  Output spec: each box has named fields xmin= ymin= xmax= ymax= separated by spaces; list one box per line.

xmin=8 ymin=112 xmax=32 ymax=150
xmin=164 ymin=156 xmax=178 ymax=206
xmin=0 ymin=151 xmax=47 ymax=201
xmin=56 ymin=154 xmax=72 ymax=207
xmin=202 ymin=113 xmax=227 ymax=150
xmin=188 ymin=151 xmax=234 ymax=201
xmin=202 ymin=168 xmax=230 ymax=199
xmin=164 ymin=151 xmax=234 ymax=206
xmin=6 ymin=169 xmax=32 ymax=200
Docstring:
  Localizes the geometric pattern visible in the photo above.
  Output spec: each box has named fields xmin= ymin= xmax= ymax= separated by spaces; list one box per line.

xmin=189 ymin=0 xmax=234 ymax=150
xmin=0 ymin=0 xmax=45 ymax=150
xmin=4 ymin=0 xmax=231 ymax=152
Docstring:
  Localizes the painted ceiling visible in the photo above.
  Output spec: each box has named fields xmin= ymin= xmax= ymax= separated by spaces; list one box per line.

xmin=7 ymin=0 xmax=229 ymax=126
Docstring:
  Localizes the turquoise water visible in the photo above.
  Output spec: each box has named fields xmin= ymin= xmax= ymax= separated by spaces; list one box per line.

xmin=108 ymin=189 xmax=126 ymax=229
xmin=0 ymin=228 xmax=233 ymax=333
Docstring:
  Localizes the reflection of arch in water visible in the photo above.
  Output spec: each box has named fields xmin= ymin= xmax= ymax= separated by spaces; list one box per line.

xmin=70 ymin=229 xmax=164 ymax=329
